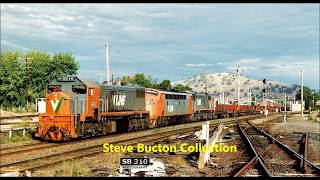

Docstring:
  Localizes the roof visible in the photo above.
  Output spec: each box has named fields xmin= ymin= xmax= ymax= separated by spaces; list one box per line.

xmin=146 ymin=88 xmax=192 ymax=96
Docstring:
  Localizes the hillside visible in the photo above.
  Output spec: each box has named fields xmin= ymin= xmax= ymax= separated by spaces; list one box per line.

xmin=175 ymin=72 xmax=300 ymax=102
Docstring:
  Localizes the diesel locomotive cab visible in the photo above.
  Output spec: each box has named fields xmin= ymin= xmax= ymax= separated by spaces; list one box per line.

xmin=192 ymin=93 xmax=215 ymax=121
xmin=35 ymin=76 xmax=100 ymax=141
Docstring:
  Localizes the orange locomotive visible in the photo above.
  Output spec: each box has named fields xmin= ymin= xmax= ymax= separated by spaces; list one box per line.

xmin=35 ymin=75 xmax=278 ymax=141
xmin=145 ymin=89 xmax=215 ymax=127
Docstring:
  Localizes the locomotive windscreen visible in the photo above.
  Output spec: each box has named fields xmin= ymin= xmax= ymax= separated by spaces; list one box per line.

xmin=72 ymin=84 xmax=86 ymax=94
xmin=48 ymin=76 xmax=87 ymax=94
xmin=47 ymin=84 xmax=62 ymax=93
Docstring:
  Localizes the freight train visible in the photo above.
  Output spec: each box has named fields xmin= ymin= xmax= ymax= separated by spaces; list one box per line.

xmin=35 ymin=75 xmax=278 ymax=141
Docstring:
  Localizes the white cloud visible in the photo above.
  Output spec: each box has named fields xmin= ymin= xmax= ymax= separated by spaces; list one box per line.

xmin=226 ymin=65 xmax=256 ymax=72
xmin=1 ymin=3 xmax=319 ymax=89
xmin=185 ymin=63 xmax=216 ymax=67
xmin=236 ymin=58 xmax=261 ymax=64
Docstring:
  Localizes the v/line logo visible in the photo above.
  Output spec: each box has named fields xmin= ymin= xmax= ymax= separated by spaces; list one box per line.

xmin=50 ymin=96 xmax=64 ymax=113
xmin=113 ymin=94 xmax=126 ymax=106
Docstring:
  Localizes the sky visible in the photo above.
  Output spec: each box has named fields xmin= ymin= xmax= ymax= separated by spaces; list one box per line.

xmin=1 ymin=3 xmax=319 ymax=89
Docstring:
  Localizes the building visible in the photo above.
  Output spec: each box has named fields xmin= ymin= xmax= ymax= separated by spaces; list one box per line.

xmin=290 ymin=100 xmax=305 ymax=112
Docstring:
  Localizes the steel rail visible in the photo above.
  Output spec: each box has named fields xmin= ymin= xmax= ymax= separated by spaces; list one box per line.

xmin=236 ymin=121 xmax=272 ymax=177
xmin=0 ymin=114 xmax=261 ymax=158
xmin=0 ymin=115 xmax=264 ymax=174
xmin=0 ymin=143 xmax=63 ymax=157
xmin=0 ymin=125 xmax=205 ymax=174
xmin=247 ymin=121 xmax=320 ymax=174
xmin=234 ymin=133 xmax=282 ymax=177
xmin=1 ymin=134 xmax=176 ymax=174
xmin=0 ymin=142 xmax=44 ymax=152
xmin=0 ymin=114 xmax=281 ymax=174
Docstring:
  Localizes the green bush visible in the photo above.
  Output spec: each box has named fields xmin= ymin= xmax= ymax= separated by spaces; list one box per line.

xmin=308 ymin=113 xmax=320 ymax=123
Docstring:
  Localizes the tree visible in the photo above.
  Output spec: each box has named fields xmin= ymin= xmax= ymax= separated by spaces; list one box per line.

xmin=159 ymin=80 xmax=171 ymax=90
xmin=0 ymin=49 xmax=79 ymax=111
xmin=50 ymin=52 xmax=79 ymax=77
xmin=174 ymin=83 xmax=192 ymax=91
xmin=27 ymin=51 xmax=79 ymax=105
xmin=120 ymin=75 xmax=130 ymax=86
xmin=295 ymin=86 xmax=318 ymax=110
xmin=126 ymin=73 xmax=156 ymax=88
xmin=0 ymin=50 xmax=24 ymax=109
xmin=121 ymin=74 xmax=192 ymax=91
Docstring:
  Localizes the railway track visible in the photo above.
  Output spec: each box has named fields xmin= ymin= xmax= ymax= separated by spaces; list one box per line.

xmin=0 ymin=126 xmax=203 ymax=174
xmin=0 ymin=113 xmax=268 ymax=157
xmin=234 ymin=120 xmax=320 ymax=177
xmin=0 ymin=114 xmax=279 ymax=174
xmin=0 ymin=142 xmax=63 ymax=157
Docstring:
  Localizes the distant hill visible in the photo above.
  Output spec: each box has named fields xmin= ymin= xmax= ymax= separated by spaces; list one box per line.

xmin=175 ymin=72 xmax=300 ymax=101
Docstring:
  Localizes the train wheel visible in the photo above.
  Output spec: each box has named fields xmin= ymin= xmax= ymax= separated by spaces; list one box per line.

xmin=144 ymin=116 xmax=151 ymax=129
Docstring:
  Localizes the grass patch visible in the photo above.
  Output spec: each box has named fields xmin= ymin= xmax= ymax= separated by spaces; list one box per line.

xmin=153 ymin=128 xmax=161 ymax=132
xmin=34 ymin=159 xmax=91 ymax=177
xmin=308 ymin=112 xmax=320 ymax=123
xmin=1 ymin=104 xmax=36 ymax=113
xmin=104 ymin=152 xmax=124 ymax=176
xmin=34 ymin=153 xmax=123 ymax=177
xmin=0 ymin=130 xmax=33 ymax=144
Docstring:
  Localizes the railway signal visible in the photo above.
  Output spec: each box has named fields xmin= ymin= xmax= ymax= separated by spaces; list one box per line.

xmin=262 ymin=78 xmax=268 ymax=119
xmin=262 ymin=89 xmax=266 ymax=93
xmin=263 ymin=79 xmax=267 ymax=84
xmin=237 ymin=66 xmax=240 ymax=105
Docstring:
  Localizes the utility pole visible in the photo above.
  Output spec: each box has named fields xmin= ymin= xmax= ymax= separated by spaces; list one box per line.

xmin=263 ymin=92 xmax=265 ymax=112
xmin=222 ymin=92 xmax=225 ymax=104
xmin=23 ymin=57 xmax=32 ymax=112
xmin=248 ymin=82 xmax=251 ymax=105
xmin=254 ymin=94 xmax=257 ymax=105
xmin=205 ymin=65 xmax=208 ymax=94
xmin=301 ymin=68 xmax=304 ymax=117
xmin=105 ymin=42 xmax=110 ymax=85
xmin=284 ymin=92 xmax=287 ymax=123
xmin=237 ymin=66 xmax=240 ymax=105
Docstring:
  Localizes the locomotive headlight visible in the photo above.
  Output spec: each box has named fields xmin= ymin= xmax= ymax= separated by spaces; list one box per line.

xmin=53 ymin=85 xmax=60 ymax=92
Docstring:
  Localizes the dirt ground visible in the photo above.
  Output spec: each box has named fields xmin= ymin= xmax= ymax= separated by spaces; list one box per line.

xmin=266 ymin=112 xmax=320 ymax=166
xmin=267 ymin=113 xmax=320 ymax=134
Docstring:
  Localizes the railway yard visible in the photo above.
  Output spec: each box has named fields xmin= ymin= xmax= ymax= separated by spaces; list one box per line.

xmin=0 ymin=112 xmax=319 ymax=177
xmin=2 ymin=2 xmax=320 ymax=177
